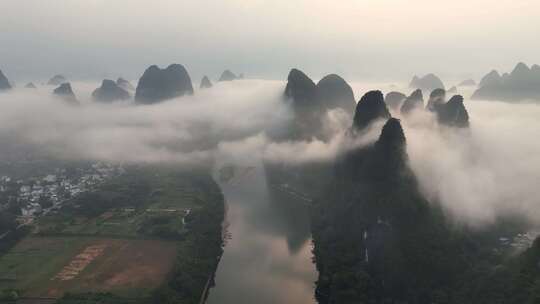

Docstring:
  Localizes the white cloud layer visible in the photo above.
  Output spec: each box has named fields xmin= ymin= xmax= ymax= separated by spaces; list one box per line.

xmin=400 ymin=101 xmax=540 ymax=225
xmin=1 ymin=80 xmax=539 ymax=226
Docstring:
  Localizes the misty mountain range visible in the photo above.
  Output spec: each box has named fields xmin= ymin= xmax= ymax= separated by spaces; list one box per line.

xmin=3 ymin=61 xmax=540 ymax=106
xmin=92 ymin=79 xmax=131 ymax=103
xmin=472 ymin=62 xmax=540 ymax=102
xmin=1 ymin=2 xmax=539 ymax=303
xmin=1 ymin=59 xmax=540 ymax=303
xmin=409 ymin=73 xmax=445 ymax=92
xmin=271 ymin=66 xmax=536 ymax=303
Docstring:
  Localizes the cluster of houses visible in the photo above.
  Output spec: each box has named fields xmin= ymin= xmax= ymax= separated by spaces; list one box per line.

xmin=0 ymin=162 xmax=124 ymax=218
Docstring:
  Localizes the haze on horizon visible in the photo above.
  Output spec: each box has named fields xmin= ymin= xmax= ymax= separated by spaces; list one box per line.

xmin=1 ymin=0 xmax=539 ymax=82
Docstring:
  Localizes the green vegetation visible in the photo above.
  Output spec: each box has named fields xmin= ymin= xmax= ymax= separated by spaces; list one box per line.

xmin=55 ymin=292 xmax=134 ymax=304
xmin=36 ymin=165 xmax=208 ymax=239
xmin=0 ymin=288 xmax=19 ymax=302
xmin=150 ymin=172 xmax=224 ymax=304
xmin=0 ymin=164 xmax=224 ymax=303
xmin=0 ymin=237 xmax=101 ymax=296
xmin=0 ymin=211 xmax=30 ymax=257
xmin=0 ymin=211 xmax=17 ymax=235
xmin=454 ymin=237 xmax=540 ymax=304
xmin=311 ymin=118 xmax=540 ymax=304
xmin=0 ymin=236 xmax=179 ymax=299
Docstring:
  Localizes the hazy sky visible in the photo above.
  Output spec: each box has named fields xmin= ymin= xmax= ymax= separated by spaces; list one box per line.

xmin=1 ymin=0 xmax=539 ymax=82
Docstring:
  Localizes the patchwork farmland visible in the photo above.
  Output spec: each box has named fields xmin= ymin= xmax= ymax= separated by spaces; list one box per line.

xmin=0 ymin=165 xmax=226 ymax=303
xmin=0 ymin=237 xmax=177 ymax=298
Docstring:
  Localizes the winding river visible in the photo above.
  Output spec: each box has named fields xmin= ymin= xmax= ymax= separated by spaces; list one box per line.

xmin=207 ymin=165 xmax=317 ymax=304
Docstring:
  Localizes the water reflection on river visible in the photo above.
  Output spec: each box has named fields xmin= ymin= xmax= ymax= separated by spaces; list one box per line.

xmin=206 ymin=166 xmax=317 ymax=304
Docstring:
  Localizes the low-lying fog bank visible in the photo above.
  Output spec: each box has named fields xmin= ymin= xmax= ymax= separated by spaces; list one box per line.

xmin=1 ymin=80 xmax=539 ymax=227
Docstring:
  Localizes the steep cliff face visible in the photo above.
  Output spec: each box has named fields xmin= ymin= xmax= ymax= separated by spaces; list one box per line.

xmin=313 ymin=116 xmax=471 ymax=304
xmin=376 ymin=118 xmax=406 ymax=157
xmin=281 ymin=69 xmax=321 ymax=140
xmin=316 ymin=74 xmax=356 ymax=114
xmin=353 ymin=90 xmax=391 ymax=131
xmin=135 ymin=64 xmax=194 ymax=104
xmin=284 ymin=69 xmax=318 ymax=107
xmin=264 ymin=70 xmax=358 ymax=208
xmin=282 ymin=69 xmax=357 ymax=141
xmin=334 ymin=92 xmax=392 ymax=182
xmin=311 ymin=83 xmax=479 ymax=303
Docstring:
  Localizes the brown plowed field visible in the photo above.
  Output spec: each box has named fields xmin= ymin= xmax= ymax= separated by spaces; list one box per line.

xmin=0 ymin=237 xmax=178 ymax=298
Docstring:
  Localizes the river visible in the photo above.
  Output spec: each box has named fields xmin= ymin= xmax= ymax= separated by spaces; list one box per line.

xmin=206 ymin=165 xmax=317 ymax=304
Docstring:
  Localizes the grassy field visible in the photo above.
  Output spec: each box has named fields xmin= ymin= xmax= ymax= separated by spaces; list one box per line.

xmin=0 ymin=236 xmax=177 ymax=298
xmin=36 ymin=208 xmax=187 ymax=238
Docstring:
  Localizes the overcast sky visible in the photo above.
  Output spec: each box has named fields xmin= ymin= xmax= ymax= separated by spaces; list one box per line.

xmin=1 ymin=0 xmax=539 ymax=83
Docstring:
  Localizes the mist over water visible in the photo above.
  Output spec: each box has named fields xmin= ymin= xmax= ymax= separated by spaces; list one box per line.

xmin=1 ymin=80 xmax=540 ymax=226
